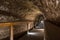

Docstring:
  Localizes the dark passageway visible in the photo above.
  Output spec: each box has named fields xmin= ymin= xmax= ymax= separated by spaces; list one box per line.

xmin=18 ymin=29 xmax=44 ymax=40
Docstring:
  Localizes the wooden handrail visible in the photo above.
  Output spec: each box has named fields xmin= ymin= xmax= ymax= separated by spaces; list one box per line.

xmin=0 ymin=21 xmax=33 ymax=27
xmin=0 ymin=21 xmax=33 ymax=40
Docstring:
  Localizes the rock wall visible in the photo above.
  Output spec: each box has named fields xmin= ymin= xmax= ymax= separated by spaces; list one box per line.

xmin=45 ymin=21 xmax=60 ymax=40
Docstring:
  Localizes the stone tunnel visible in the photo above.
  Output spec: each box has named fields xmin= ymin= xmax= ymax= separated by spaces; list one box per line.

xmin=0 ymin=0 xmax=60 ymax=40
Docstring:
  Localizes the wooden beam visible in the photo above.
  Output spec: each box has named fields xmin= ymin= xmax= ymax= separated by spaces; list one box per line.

xmin=10 ymin=24 xmax=14 ymax=40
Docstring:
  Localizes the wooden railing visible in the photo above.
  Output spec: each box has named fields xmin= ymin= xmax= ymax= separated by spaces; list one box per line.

xmin=0 ymin=21 xmax=33 ymax=40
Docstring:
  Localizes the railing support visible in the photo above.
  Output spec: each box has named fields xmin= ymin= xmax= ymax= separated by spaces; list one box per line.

xmin=10 ymin=24 xmax=14 ymax=40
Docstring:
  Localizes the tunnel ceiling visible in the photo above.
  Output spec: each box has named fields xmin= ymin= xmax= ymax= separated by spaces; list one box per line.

xmin=0 ymin=0 xmax=60 ymax=23
xmin=0 ymin=0 xmax=42 ymax=21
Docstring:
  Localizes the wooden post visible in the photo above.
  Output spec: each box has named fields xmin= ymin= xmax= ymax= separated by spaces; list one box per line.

xmin=27 ymin=22 xmax=31 ymax=33
xmin=28 ymin=22 xmax=31 ymax=30
xmin=10 ymin=24 xmax=14 ymax=40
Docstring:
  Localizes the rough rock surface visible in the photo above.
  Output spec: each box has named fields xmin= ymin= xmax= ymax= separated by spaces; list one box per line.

xmin=0 ymin=0 xmax=60 ymax=39
xmin=0 ymin=0 xmax=60 ymax=22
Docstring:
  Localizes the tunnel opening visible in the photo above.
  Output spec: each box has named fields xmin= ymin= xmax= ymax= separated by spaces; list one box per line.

xmin=34 ymin=14 xmax=45 ymax=29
